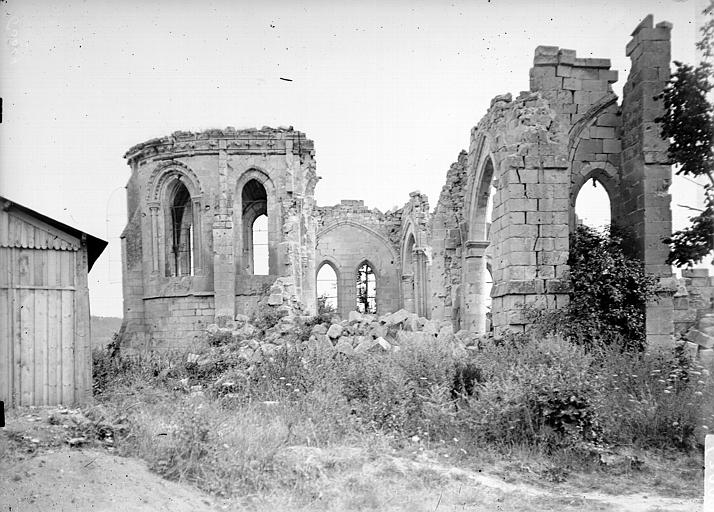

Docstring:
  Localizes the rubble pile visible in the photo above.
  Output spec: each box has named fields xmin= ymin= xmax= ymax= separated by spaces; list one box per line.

xmin=203 ymin=308 xmax=475 ymax=365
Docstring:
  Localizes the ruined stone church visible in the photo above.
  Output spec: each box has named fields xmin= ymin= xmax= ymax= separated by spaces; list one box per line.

xmin=119 ymin=16 xmax=712 ymax=349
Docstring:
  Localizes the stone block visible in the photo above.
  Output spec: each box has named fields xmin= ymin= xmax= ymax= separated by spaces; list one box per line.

xmin=590 ymin=126 xmax=616 ymax=139
xmin=682 ymin=268 xmax=709 ymax=279
xmin=582 ymin=79 xmax=607 ymax=92
xmin=602 ymin=139 xmax=622 ymax=153
xmin=699 ymin=348 xmax=714 ymax=367
xmin=327 ymin=323 xmax=344 ymax=339
xmin=556 ymin=64 xmax=572 ymax=77
xmin=335 ymin=338 xmax=355 ymax=356
xmin=689 ymin=329 xmax=714 ymax=349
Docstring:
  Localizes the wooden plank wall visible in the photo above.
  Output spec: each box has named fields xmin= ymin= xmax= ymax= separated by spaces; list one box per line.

xmin=0 ymin=208 xmax=90 ymax=407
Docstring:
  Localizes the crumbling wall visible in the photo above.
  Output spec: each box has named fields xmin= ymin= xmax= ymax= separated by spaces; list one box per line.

xmin=315 ymin=200 xmax=402 ymax=318
xmin=430 ymin=152 xmax=469 ymax=328
xmin=674 ymin=269 xmax=714 ymax=334
xmin=399 ymin=192 xmax=431 ymax=317
xmin=120 ymin=127 xmax=318 ymax=349
xmin=620 ymin=16 xmax=676 ymax=346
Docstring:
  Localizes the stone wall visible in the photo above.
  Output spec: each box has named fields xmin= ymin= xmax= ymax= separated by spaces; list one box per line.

xmin=674 ymin=269 xmax=714 ymax=334
xmin=120 ymin=15 xmax=685 ymax=348
xmin=120 ymin=127 xmax=318 ymax=349
xmin=429 ymin=152 xmax=468 ymax=328
xmin=315 ymin=200 xmax=402 ymax=318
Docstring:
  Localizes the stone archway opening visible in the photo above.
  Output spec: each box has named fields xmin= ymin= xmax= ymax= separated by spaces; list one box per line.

xmin=402 ymin=233 xmax=416 ymax=313
xmin=356 ymin=261 xmax=377 ymax=314
xmin=166 ymin=180 xmax=194 ymax=277
xmin=574 ymin=177 xmax=612 ymax=230
xmin=316 ymin=262 xmax=338 ymax=312
xmin=463 ymin=156 xmax=496 ymax=333
xmin=241 ymin=178 xmax=268 ymax=275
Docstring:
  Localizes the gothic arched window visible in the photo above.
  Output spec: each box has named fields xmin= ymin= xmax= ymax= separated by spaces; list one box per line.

xmin=167 ymin=180 xmax=194 ymax=277
xmin=356 ymin=261 xmax=377 ymax=314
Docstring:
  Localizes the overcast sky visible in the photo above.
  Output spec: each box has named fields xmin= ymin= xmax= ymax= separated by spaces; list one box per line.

xmin=0 ymin=0 xmax=706 ymax=317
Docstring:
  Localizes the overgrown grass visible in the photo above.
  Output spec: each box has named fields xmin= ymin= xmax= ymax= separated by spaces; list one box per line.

xmin=92 ymin=328 xmax=713 ymax=500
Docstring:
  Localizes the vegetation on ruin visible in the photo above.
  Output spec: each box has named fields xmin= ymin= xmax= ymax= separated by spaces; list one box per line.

xmin=89 ymin=317 xmax=711 ymax=503
xmin=529 ymin=225 xmax=660 ymax=352
xmin=657 ymin=7 xmax=714 ymax=267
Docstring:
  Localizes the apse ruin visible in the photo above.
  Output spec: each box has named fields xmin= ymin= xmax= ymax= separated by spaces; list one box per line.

xmin=119 ymin=16 xmax=713 ymax=349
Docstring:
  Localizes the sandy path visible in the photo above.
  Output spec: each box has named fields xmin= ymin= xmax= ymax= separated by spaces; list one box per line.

xmin=0 ymin=449 xmax=219 ymax=512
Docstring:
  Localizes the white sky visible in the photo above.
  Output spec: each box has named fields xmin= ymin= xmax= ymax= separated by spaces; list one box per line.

xmin=0 ymin=0 xmax=706 ymax=317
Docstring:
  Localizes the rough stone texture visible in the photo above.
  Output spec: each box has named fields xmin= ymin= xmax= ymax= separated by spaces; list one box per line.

xmin=315 ymin=200 xmax=403 ymax=318
xmin=120 ymin=127 xmax=318 ymax=348
xmin=674 ymin=269 xmax=714 ymax=334
xmin=121 ymin=16 xmax=686 ymax=349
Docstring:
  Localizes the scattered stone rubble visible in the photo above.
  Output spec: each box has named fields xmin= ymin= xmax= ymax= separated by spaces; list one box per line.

xmin=203 ymin=306 xmax=476 ymax=366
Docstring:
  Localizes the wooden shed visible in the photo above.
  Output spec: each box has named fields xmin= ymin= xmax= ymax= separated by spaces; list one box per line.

xmin=0 ymin=196 xmax=107 ymax=407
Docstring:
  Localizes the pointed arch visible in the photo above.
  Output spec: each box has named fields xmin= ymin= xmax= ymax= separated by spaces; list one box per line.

xmin=234 ymin=168 xmax=278 ymax=276
xmin=316 ymin=259 xmax=339 ymax=312
xmin=146 ymin=163 xmax=203 ymax=277
xmin=356 ymin=260 xmax=377 ymax=314
xmin=570 ymin=162 xmax=619 ymax=231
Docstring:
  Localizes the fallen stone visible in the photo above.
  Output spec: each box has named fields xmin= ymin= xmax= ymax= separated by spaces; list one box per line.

xmin=370 ymin=323 xmax=388 ymax=339
xmin=354 ymin=337 xmax=375 ymax=353
xmin=327 ymin=324 xmax=344 ymax=339
xmin=386 ymin=309 xmax=411 ymax=327
xmin=335 ymin=338 xmax=355 ymax=356
xmin=699 ymin=348 xmax=714 ymax=366
xmin=311 ymin=323 xmax=328 ymax=335
xmin=404 ymin=314 xmax=419 ymax=332
xmin=267 ymin=294 xmax=283 ymax=306
xmin=688 ymin=329 xmax=714 ymax=349
xmin=234 ymin=314 xmax=250 ymax=326
xmin=348 ymin=310 xmax=364 ymax=323
xmin=437 ymin=325 xmax=454 ymax=342
xmin=371 ymin=336 xmax=391 ymax=352
xmin=310 ymin=334 xmax=334 ymax=352
xmin=684 ymin=341 xmax=698 ymax=359
xmin=699 ymin=315 xmax=714 ymax=330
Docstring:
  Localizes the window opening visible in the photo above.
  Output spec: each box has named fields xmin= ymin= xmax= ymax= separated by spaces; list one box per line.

xmin=252 ymin=214 xmax=269 ymax=275
xmin=356 ymin=262 xmax=377 ymax=314
xmin=575 ymin=177 xmax=611 ymax=229
xmin=169 ymin=182 xmax=193 ymax=277
xmin=316 ymin=263 xmax=338 ymax=311
xmin=242 ymin=178 xmax=268 ymax=275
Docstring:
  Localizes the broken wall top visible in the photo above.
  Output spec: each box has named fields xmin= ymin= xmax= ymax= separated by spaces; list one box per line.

xmin=124 ymin=126 xmax=315 ymax=165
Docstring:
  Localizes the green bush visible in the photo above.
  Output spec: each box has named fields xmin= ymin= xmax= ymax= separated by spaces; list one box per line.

xmin=593 ymin=345 xmax=711 ymax=450
xmin=530 ymin=225 xmax=660 ymax=352
xmin=460 ymin=336 xmax=602 ymax=451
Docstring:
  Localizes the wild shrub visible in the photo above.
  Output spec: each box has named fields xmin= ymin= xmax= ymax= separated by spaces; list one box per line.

xmin=460 ymin=336 xmax=603 ymax=451
xmin=205 ymin=329 xmax=233 ymax=347
xmin=531 ymin=225 xmax=660 ymax=352
xmin=593 ymin=345 xmax=712 ymax=450
xmin=251 ymin=305 xmax=282 ymax=333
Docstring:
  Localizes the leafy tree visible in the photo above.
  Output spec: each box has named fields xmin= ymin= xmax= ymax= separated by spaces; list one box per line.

xmin=531 ymin=226 xmax=660 ymax=352
xmin=657 ymin=8 xmax=714 ymax=267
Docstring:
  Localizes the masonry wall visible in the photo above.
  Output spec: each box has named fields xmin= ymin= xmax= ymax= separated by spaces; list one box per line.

xmin=426 ymin=15 xmax=676 ymax=341
xmin=120 ymin=127 xmax=318 ymax=349
xmin=674 ymin=269 xmax=714 ymax=334
xmin=315 ymin=200 xmax=402 ymax=318
xmin=120 ymin=16 xmax=682 ymax=346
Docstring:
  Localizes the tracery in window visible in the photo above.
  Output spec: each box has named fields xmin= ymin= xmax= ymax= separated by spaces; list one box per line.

xmin=167 ymin=181 xmax=193 ymax=277
xmin=242 ymin=178 xmax=268 ymax=275
xmin=356 ymin=261 xmax=377 ymax=314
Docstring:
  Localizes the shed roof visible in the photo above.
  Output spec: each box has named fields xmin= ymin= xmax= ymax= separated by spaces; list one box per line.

xmin=0 ymin=195 xmax=108 ymax=270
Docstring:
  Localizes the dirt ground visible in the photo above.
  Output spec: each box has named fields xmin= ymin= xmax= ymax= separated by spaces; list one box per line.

xmin=0 ymin=407 xmax=704 ymax=512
